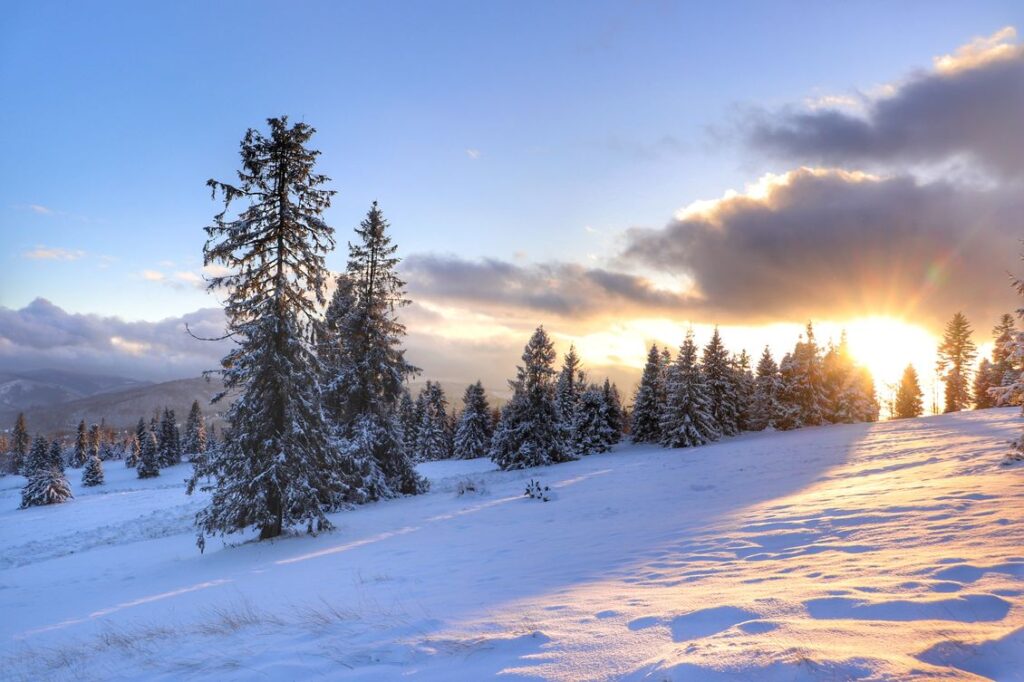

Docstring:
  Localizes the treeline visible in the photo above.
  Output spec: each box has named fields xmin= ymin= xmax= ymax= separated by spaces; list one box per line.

xmin=4 ymin=400 xmax=213 ymax=507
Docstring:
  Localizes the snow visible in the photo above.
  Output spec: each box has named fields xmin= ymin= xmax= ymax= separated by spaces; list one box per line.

xmin=2 ymin=409 xmax=1024 ymax=680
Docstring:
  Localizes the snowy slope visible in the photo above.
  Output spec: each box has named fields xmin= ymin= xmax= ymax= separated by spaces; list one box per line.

xmin=2 ymin=409 xmax=1023 ymax=681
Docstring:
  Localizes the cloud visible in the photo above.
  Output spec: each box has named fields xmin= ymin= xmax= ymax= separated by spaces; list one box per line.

xmin=28 ymin=204 xmax=53 ymax=215
xmin=0 ymin=299 xmax=229 ymax=381
xmin=465 ymin=148 xmax=481 ymax=160
xmin=621 ymin=167 xmax=1024 ymax=329
xmin=23 ymin=246 xmax=85 ymax=261
xmin=401 ymin=254 xmax=697 ymax=320
xmin=744 ymin=27 xmax=1024 ymax=178
xmin=141 ymin=270 xmax=165 ymax=281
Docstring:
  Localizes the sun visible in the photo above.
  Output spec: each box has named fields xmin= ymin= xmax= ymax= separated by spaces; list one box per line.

xmin=842 ymin=316 xmax=938 ymax=392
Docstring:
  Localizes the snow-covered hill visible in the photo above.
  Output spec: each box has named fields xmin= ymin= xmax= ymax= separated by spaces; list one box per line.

xmin=2 ymin=409 xmax=1023 ymax=680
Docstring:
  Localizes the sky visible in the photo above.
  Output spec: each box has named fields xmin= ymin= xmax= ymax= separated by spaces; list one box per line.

xmin=2 ymin=1 xmax=1023 ymax=408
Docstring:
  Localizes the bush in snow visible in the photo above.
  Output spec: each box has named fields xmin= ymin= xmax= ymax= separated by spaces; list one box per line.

xmin=524 ymin=479 xmax=551 ymax=501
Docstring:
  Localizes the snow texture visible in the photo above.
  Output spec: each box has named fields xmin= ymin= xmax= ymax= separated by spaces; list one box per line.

xmin=2 ymin=409 xmax=1024 ymax=680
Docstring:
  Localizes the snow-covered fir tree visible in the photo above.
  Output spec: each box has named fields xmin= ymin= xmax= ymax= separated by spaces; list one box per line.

xmin=82 ymin=453 xmax=104 ymax=487
xmin=10 ymin=413 xmax=29 ymax=474
xmin=414 ymin=381 xmax=451 ymax=461
xmin=602 ymin=378 xmax=624 ymax=444
xmin=398 ymin=390 xmax=419 ymax=457
xmin=993 ymin=252 xmax=1024 ymax=460
xmin=125 ymin=433 xmax=140 ymax=468
xmin=453 ymin=381 xmax=491 ymax=460
xmin=776 ymin=323 xmax=827 ymax=430
xmin=87 ymin=423 xmax=101 ymax=465
xmin=490 ymin=326 xmax=574 ymax=469
xmin=188 ymin=117 xmax=353 ymax=541
xmin=702 ymin=327 xmax=739 ymax=437
xmin=992 ymin=313 xmax=1019 ymax=400
xmin=183 ymin=400 xmax=207 ymax=459
xmin=822 ymin=333 xmax=879 ymax=423
xmin=733 ymin=350 xmax=756 ymax=431
xmin=555 ymin=345 xmax=585 ymax=428
xmin=936 ymin=312 xmax=977 ymax=413
xmin=569 ymin=385 xmax=616 ymax=456
xmin=894 ymin=364 xmax=925 ymax=419
xmin=48 ymin=440 xmax=64 ymax=471
xmin=748 ymin=346 xmax=781 ymax=431
xmin=20 ymin=434 xmax=72 ymax=508
xmin=630 ymin=344 xmax=666 ymax=443
xmin=660 ymin=330 xmax=719 ymax=448
xmin=73 ymin=420 xmax=89 ymax=468
xmin=137 ymin=429 xmax=160 ymax=479
xmin=973 ymin=358 xmax=999 ymax=409
xmin=319 ymin=201 xmax=427 ymax=498
xmin=158 ymin=409 xmax=181 ymax=467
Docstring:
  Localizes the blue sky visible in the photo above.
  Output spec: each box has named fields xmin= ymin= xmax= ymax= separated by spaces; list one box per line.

xmin=2 ymin=0 xmax=1018 ymax=319
xmin=2 ymin=1 xmax=1023 ymax=396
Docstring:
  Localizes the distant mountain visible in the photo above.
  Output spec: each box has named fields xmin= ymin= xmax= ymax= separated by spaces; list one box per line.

xmin=0 ymin=376 xmax=230 ymax=436
xmin=0 ymin=369 xmax=151 ymax=412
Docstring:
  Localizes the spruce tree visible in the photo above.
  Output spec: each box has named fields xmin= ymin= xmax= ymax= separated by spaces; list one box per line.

xmin=776 ymin=323 xmax=826 ymax=429
xmin=398 ymin=390 xmax=419 ymax=457
xmin=973 ymin=358 xmax=998 ymax=409
xmin=319 ymin=202 xmax=426 ymax=498
xmin=187 ymin=117 xmax=351 ymax=541
xmin=936 ymin=312 xmax=977 ymax=413
xmin=702 ymin=327 xmax=739 ymax=437
xmin=73 ymin=420 xmax=89 ymax=468
xmin=453 ymin=381 xmax=492 ymax=460
xmin=990 ymin=314 xmax=1020 ymax=406
xmin=48 ymin=440 xmax=64 ymax=471
xmin=660 ymin=330 xmax=719 ymax=448
xmin=995 ymin=255 xmax=1024 ymax=460
xmin=569 ymin=385 xmax=615 ymax=456
xmin=158 ymin=409 xmax=181 ymax=467
xmin=125 ymin=434 xmax=140 ymax=468
xmin=733 ymin=350 xmax=756 ymax=431
xmin=20 ymin=435 xmax=72 ymax=508
xmin=894 ymin=364 xmax=925 ymax=418
xmin=602 ymin=378 xmax=624 ymax=444
xmin=748 ymin=346 xmax=781 ymax=431
xmin=414 ymin=381 xmax=451 ymax=461
xmin=631 ymin=344 xmax=666 ymax=443
xmin=137 ymin=430 xmax=160 ymax=479
xmin=87 ymin=423 xmax=101 ymax=463
xmin=183 ymin=400 xmax=207 ymax=459
xmin=555 ymin=345 xmax=585 ymax=427
xmin=10 ymin=413 xmax=29 ymax=474
xmin=82 ymin=454 xmax=104 ymax=487
xmin=490 ymin=326 xmax=573 ymax=469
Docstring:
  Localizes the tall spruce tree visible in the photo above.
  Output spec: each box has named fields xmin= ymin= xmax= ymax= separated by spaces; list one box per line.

xmin=490 ymin=326 xmax=573 ymax=469
xmin=137 ymin=429 xmax=160 ymax=479
xmin=319 ymin=203 xmax=426 ymax=498
xmin=453 ymin=381 xmax=492 ymax=460
xmin=660 ymin=330 xmax=719 ymax=448
xmin=48 ymin=440 xmax=65 ymax=471
xmin=776 ymin=323 xmax=826 ymax=429
xmin=569 ymin=385 xmax=615 ymax=456
xmin=414 ymin=381 xmax=451 ymax=461
xmin=733 ymin=350 xmax=756 ymax=431
xmin=631 ymin=344 xmax=666 ymax=443
xmin=894 ymin=364 xmax=925 ymax=418
xmin=10 ymin=413 xmax=29 ymax=474
xmin=936 ymin=312 xmax=977 ymax=413
xmin=82 ymin=452 xmax=104 ymax=487
xmin=73 ymin=420 xmax=89 ymax=468
xmin=187 ymin=117 xmax=351 ymax=541
xmin=989 ymin=314 xmax=1020 ymax=406
xmin=702 ymin=327 xmax=739 ymax=437
xmin=974 ymin=358 xmax=999 ymax=409
xmin=602 ymin=378 xmax=624 ymax=444
xmin=183 ymin=400 xmax=207 ymax=459
xmin=748 ymin=346 xmax=781 ymax=431
xmin=555 ymin=345 xmax=585 ymax=428
xmin=158 ymin=409 xmax=181 ymax=467
xmin=398 ymin=390 xmax=419 ymax=457
xmin=87 ymin=424 xmax=101 ymax=464
xmin=20 ymin=435 xmax=72 ymax=508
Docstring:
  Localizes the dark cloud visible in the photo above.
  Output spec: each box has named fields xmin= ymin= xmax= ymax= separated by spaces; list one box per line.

xmin=0 ymin=299 xmax=229 ymax=381
xmin=745 ymin=38 xmax=1024 ymax=178
xmin=622 ymin=168 xmax=1024 ymax=329
xmin=401 ymin=255 xmax=696 ymax=319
